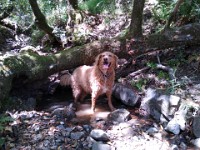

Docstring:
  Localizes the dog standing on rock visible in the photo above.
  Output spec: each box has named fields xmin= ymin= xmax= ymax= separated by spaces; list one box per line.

xmin=61 ymin=51 xmax=118 ymax=113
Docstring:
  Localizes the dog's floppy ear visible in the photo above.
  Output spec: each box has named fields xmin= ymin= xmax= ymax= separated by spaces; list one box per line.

xmin=94 ymin=53 xmax=102 ymax=66
xmin=114 ymin=55 xmax=118 ymax=69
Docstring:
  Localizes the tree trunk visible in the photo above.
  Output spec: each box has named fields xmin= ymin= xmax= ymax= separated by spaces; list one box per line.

xmin=129 ymin=0 xmax=145 ymax=38
xmin=68 ymin=0 xmax=78 ymax=10
xmin=164 ymin=0 xmax=184 ymax=30
xmin=28 ymin=0 xmax=61 ymax=46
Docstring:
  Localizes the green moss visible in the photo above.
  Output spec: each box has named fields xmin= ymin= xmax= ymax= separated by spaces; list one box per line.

xmin=3 ymin=50 xmax=56 ymax=78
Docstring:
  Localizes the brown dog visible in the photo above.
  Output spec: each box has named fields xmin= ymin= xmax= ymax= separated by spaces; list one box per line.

xmin=71 ymin=51 xmax=118 ymax=112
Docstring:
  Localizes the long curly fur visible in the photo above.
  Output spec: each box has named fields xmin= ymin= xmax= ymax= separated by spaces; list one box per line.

xmin=71 ymin=51 xmax=118 ymax=112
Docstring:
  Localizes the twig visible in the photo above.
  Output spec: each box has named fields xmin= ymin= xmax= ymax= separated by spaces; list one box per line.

xmin=156 ymin=64 xmax=176 ymax=80
xmin=129 ymin=66 xmax=150 ymax=77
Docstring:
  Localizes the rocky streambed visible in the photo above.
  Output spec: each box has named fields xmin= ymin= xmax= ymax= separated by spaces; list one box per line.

xmin=2 ymin=82 xmax=200 ymax=150
xmin=1 ymin=96 xmax=198 ymax=150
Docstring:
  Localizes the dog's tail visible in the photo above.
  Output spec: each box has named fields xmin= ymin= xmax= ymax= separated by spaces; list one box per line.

xmin=59 ymin=70 xmax=72 ymax=86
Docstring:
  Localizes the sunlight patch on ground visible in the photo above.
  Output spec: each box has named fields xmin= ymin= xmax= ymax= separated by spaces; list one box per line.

xmin=75 ymin=103 xmax=110 ymax=119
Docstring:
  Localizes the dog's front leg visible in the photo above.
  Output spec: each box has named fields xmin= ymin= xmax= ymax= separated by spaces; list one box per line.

xmin=106 ymin=91 xmax=115 ymax=111
xmin=91 ymin=91 xmax=100 ymax=113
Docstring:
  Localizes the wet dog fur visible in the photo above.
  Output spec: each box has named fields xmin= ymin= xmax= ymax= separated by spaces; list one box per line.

xmin=71 ymin=51 xmax=118 ymax=112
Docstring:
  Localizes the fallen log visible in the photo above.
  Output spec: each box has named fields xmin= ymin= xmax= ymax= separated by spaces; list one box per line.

xmin=0 ymin=39 xmax=126 ymax=104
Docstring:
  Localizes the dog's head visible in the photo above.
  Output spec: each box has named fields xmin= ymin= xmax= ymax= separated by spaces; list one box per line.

xmin=95 ymin=51 xmax=118 ymax=71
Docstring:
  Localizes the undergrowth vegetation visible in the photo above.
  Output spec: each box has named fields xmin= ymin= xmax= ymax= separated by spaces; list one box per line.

xmin=0 ymin=114 xmax=13 ymax=147
xmin=79 ymin=0 xmax=115 ymax=14
xmin=152 ymin=0 xmax=200 ymax=31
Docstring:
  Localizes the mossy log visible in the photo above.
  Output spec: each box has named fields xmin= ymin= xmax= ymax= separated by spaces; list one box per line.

xmin=0 ymin=39 xmax=126 ymax=103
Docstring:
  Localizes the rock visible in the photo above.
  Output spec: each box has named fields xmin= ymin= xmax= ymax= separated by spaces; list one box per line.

xmin=65 ymin=127 xmax=75 ymax=132
xmin=140 ymin=88 xmax=180 ymax=124
xmin=146 ymin=127 xmax=159 ymax=135
xmin=193 ymin=117 xmax=200 ymax=138
xmin=70 ymin=131 xmax=85 ymax=140
xmin=139 ymin=88 xmax=159 ymax=117
xmin=165 ymin=118 xmax=181 ymax=135
xmin=92 ymin=142 xmax=111 ymax=150
xmin=51 ymin=103 xmax=76 ymax=120
xmin=187 ymin=84 xmax=200 ymax=102
xmin=165 ymin=101 xmax=190 ymax=134
xmin=90 ymin=129 xmax=109 ymax=142
xmin=26 ymin=97 xmax=36 ymax=110
xmin=171 ymin=144 xmax=179 ymax=150
xmin=107 ymin=109 xmax=130 ymax=124
xmin=83 ymin=124 xmax=92 ymax=132
xmin=112 ymin=83 xmax=139 ymax=106
xmin=56 ymin=124 xmax=65 ymax=130
xmin=120 ymin=126 xmax=134 ymax=136
xmin=191 ymin=138 xmax=200 ymax=148
xmin=32 ymin=133 xmax=43 ymax=143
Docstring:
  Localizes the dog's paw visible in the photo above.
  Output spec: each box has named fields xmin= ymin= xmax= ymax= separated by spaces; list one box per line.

xmin=87 ymin=109 xmax=94 ymax=114
xmin=110 ymin=107 xmax=116 ymax=112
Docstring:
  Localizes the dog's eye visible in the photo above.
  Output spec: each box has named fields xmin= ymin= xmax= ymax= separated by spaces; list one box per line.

xmin=108 ymin=54 xmax=112 ymax=57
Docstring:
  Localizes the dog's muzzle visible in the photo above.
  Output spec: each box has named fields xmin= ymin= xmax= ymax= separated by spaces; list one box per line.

xmin=103 ymin=58 xmax=111 ymax=69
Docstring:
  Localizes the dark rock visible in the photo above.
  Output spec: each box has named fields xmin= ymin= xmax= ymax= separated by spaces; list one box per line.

xmin=92 ymin=142 xmax=111 ymax=150
xmin=112 ymin=83 xmax=139 ymax=106
xmin=70 ymin=131 xmax=85 ymax=140
xmin=193 ymin=117 xmax=200 ymax=138
xmin=25 ymin=97 xmax=36 ymax=110
xmin=107 ymin=109 xmax=130 ymax=124
xmin=83 ymin=124 xmax=92 ymax=132
xmin=90 ymin=129 xmax=109 ymax=142
xmin=56 ymin=124 xmax=65 ymax=130
xmin=65 ymin=127 xmax=75 ymax=132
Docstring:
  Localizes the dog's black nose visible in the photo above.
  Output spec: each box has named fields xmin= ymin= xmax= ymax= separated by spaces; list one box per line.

xmin=104 ymin=58 xmax=108 ymax=61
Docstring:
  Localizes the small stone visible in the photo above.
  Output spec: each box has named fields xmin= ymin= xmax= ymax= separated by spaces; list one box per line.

xmin=60 ymin=121 xmax=64 ymax=125
xmin=43 ymin=140 xmax=50 ymax=147
xmin=92 ymin=142 xmax=111 ymax=150
xmin=83 ymin=125 xmax=92 ymax=132
xmin=56 ymin=124 xmax=65 ymax=130
xmin=165 ymin=119 xmax=180 ymax=135
xmin=107 ymin=109 xmax=130 ymax=124
xmin=32 ymin=133 xmax=43 ymax=143
xmin=65 ymin=127 xmax=74 ymax=132
xmin=170 ymin=144 xmax=179 ymax=150
xmin=61 ymin=130 xmax=70 ymax=137
xmin=70 ymin=131 xmax=85 ymax=140
xmin=90 ymin=129 xmax=109 ymax=142
xmin=146 ymin=127 xmax=159 ymax=135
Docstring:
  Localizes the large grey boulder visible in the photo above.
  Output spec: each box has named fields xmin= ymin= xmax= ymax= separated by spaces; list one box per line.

xmin=140 ymin=88 xmax=180 ymax=124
